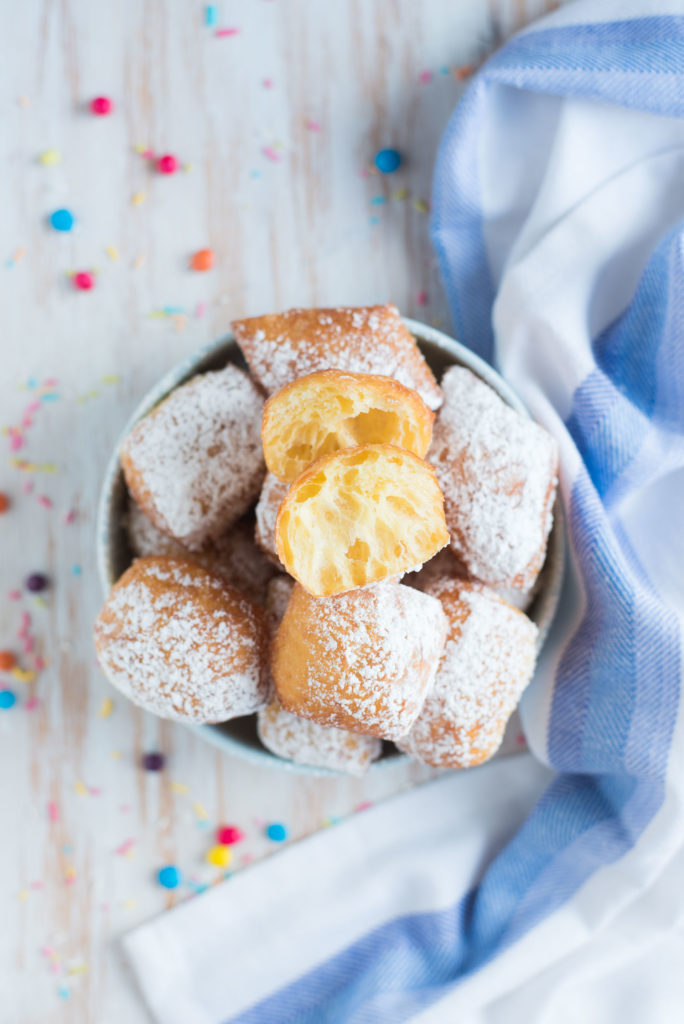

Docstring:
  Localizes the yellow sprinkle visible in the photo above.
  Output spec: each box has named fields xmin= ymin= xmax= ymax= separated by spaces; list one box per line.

xmin=74 ymin=780 xmax=88 ymax=796
xmin=18 ymin=889 xmax=29 ymax=901
xmin=193 ymin=802 xmax=208 ymax=820
xmin=39 ymin=149 xmax=61 ymax=166
xmin=101 ymin=375 xmax=120 ymax=385
xmin=67 ymin=964 xmax=88 ymax=976
xmin=206 ymin=845 xmax=232 ymax=869
xmin=132 ymin=191 xmax=147 ymax=206
xmin=33 ymin=596 xmax=47 ymax=609
xmin=111 ymin=750 xmax=122 ymax=759
xmin=65 ymin=865 xmax=76 ymax=880
xmin=392 ymin=188 xmax=409 ymax=201
xmin=171 ymin=781 xmax=189 ymax=794
xmin=122 ymin=898 xmax=137 ymax=910
xmin=98 ymin=697 xmax=114 ymax=719
xmin=183 ymin=163 xmax=193 ymax=173
xmin=11 ymin=667 xmax=36 ymax=683
xmin=42 ymin=463 xmax=58 ymax=473
xmin=413 ymin=199 xmax=429 ymax=214
xmin=148 ymin=311 xmax=166 ymax=319
xmin=134 ymin=144 xmax=146 ymax=154
xmin=105 ymin=245 xmax=119 ymax=262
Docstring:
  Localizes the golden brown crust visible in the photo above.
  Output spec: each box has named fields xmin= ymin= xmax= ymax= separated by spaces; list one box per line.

xmin=262 ymin=369 xmax=434 ymax=483
xmin=232 ymin=304 xmax=442 ymax=410
xmin=270 ymin=583 xmax=447 ymax=740
xmin=94 ymin=556 xmax=269 ymax=723
xmin=275 ymin=443 xmax=449 ymax=597
xmin=397 ymin=576 xmax=538 ymax=768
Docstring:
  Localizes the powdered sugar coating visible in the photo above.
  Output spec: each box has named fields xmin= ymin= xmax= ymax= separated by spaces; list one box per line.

xmin=233 ymin=304 xmax=443 ymax=410
xmin=398 ymin=577 xmax=538 ymax=768
xmin=258 ymin=576 xmax=382 ymax=775
xmin=406 ymin=545 xmax=538 ymax=613
xmin=429 ymin=366 xmax=559 ymax=590
xmin=125 ymin=498 xmax=278 ymax=605
xmin=120 ymin=365 xmax=265 ymax=551
xmin=254 ymin=473 xmax=289 ymax=565
xmin=271 ymin=582 xmax=447 ymax=740
xmin=94 ymin=556 xmax=269 ymax=723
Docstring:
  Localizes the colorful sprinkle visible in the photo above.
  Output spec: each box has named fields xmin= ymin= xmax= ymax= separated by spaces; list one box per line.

xmin=73 ymin=271 xmax=95 ymax=291
xmin=374 ymin=148 xmax=402 ymax=173
xmin=74 ymin=780 xmax=89 ymax=796
xmin=0 ymin=689 xmax=17 ymax=710
xmin=215 ymin=27 xmax=239 ymax=38
xmin=37 ymin=495 xmax=53 ymax=508
xmin=216 ymin=825 xmax=244 ymax=846
xmin=262 ymin=146 xmax=281 ymax=163
xmin=206 ymin=844 xmax=232 ymax=868
xmin=454 ymin=64 xmax=475 ymax=81
xmin=0 ymin=493 xmax=9 ymax=514
xmin=115 ymin=838 xmax=136 ymax=857
xmin=413 ymin=198 xmax=430 ymax=214
xmin=193 ymin=802 xmax=209 ymax=820
xmin=90 ymin=96 xmax=113 ymax=116
xmin=105 ymin=245 xmax=119 ymax=262
xmin=263 ymin=78 xmax=274 ymax=89
xmin=98 ymin=697 xmax=114 ymax=718
xmin=157 ymin=865 xmax=182 ymax=889
xmin=306 ymin=119 xmax=321 ymax=132
xmin=157 ymin=154 xmax=178 ymax=175
xmin=48 ymin=802 xmax=60 ymax=822
xmin=417 ymin=290 xmax=428 ymax=306
xmin=39 ymin=149 xmax=61 ymax=166
xmin=190 ymin=248 xmax=214 ymax=272
xmin=0 ymin=650 xmax=16 ymax=671
xmin=50 ymin=209 xmax=75 ymax=232
xmin=26 ymin=573 xmax=48 ymax=592
xmin=419 ymin=70 xmax=433 ymax=84
xmin=142 ymin=751 xmax=165 ymax=771
xmin=205 ymin=5 xmax=218 ymax=26
xmin=10 ymin=667 xmax=36 ymax=683
xmin=370 ymin=195 xmax=387 ymax=206
xmin=171 ymin=781 xmax=188 ymax=793
xmin=132 ymin=192 xmax=146 ymax=207
xmin=266 ymin=822 xmax=288 ymax=842
xmin=71 ymin=564 xmax=82 ymax=576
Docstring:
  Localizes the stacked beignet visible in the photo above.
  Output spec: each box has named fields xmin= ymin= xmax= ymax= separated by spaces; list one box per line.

xmin=95 ymin=304 xmax=559 ymax=776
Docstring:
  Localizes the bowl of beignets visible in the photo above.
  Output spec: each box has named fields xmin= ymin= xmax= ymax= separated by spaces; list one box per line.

xmin=96 ymin=305 xmax=564 ymax=776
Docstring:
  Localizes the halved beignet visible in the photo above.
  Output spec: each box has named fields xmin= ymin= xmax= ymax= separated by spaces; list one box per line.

xmin=271 ymin=582 xmax=447 ymax=740
xmin=120 ymin=365 xmax=265 ymax=551
xmin=94 ymin=556 xmax=269 ymax=723
xmin=262 ymin=370 xmax=434 ymax=482
xmin=232 ymin=304 xmax=442 ymax=410
xmin=429 ymin=366 xmax=559 ymax=590
xmin=254 ymin=472 xmax=289 ymax=564
xmin=275 ymin=444 xmax=449 ymax=597
xmin=397 ymin=577 xmax=538 ymax=768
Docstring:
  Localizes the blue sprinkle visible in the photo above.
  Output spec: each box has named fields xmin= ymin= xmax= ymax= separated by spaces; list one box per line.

xmin=266 ymin=822 xmax=288 ymax=842
xmin=205 ymin=5 xmax=217 ymax=26
xmin=49 ymin=208 xmax=75 ymax=232
xmin=158 ymin=865 xmax=182 ymax=889
xmin=250 ymin=169 xmax=261 ymax=179
xmin=369 ymin=216 xmax=380 ymax=226
xmin=40 ymin=392 xmax=60 ymax=402
xmin=0 ymin=689 xmax=17 ymax=710
xmin=370 ymin=195 xmax=386 ymax=206
xmin=57 ymin=985 xmax=71 ymax=1000
xmin=62 ymin=844 xmax=73 ymax=855
xmin=27 ymin=377 xmax=38 ymax=389
xmin=162 ymin=306 xmax=185 ymax=316
xmin=71 ymin=564 xmax=82 ymax=577
xmin=440 ymin=65 xmax=450 ymax=75
xmin=374 ymin=148 xmax=402 ymax=174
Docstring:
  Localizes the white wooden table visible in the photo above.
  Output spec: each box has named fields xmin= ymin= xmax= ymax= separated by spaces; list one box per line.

xmin=0 ymin=2 xmax=560 ymax=1021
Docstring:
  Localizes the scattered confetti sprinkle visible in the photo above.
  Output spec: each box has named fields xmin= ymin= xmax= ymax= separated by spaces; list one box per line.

xmin=122 ymin=898 xmax=137 ymax=909
xmin=64 ymin=509 xmax=77 ymax=524
xmin=171 ymin=780 xmax=189 ymax=793
xmin=266 ymin=822 xmax=288 ymax=843
xmin=73 ymin=271 xmax=95 ymax=291
xmin=50 ymin=209 xmax=75 ymax=232
xmin=392 ymin=187 xmax=409 ymax=200
xmin=47 ymin=802 xmax=60 ymax=821
xmin=115 ymin=838 xmax=136 ymax=858
xmin=374 ymin=148 xmax=402 ymax=173
xmin=105 ymin=245 xmax=119 ymax=262
xmin=0 ymin=493 xmax=9 ymax=514
xmin=37 ymin=495 xmax=53 ymax=508
xmin=71 ymin=564 xmax=82 ymax=576
xmin=157 ymin=154 xmax=178 ymax=175
xmin=195 ymin=301 xmax=206 ymax=319
xmin=142 ymin=751 xmax=165 ymax=771
xmin=417 ymin=290 xmax=428 ymax=306
xmin=216 ymin=825 xmax=244 ymax=846
xmin=205 ymin=5 xmax=218 ymax=26
xmin=132 ymin=192 xmax=146 ymax=207
xmin=370 ymin=195 xmax=387 ymax=206
xmin=193 ymin=802 xmax=209 ymax=820
xmin=369 ymin=216 xmax=380 ymax=226
xmin=25 ymin=696 xmax=40 ymax=711
xmin=263 ymin=78 xmax=274 ymax=89
xmin=8 ymin=590 xmax=21 ymax=601
xmin=262 ymin=146 xmax=281 ymax=163
xmin=0 ymin=650 xmax=16 ymax=671
xmin=215 ymin=27 xmax=239 ymax=37
xmin=413 ymin=198 xmax=430 ymax=214
xmin=10 ymin=667 xmax=36 ymax=683
xmin=191 ymin=248 xmax=214 ymax=272
xmin=206 ymin=845 xmax=232 ymax=868
xmin=419 ymin=70 xmax=433 ymax=83
xmin=356 ymin=801 xmax=373 ymax=812
xmin=57 ymin=985 xmax=71 ymax=1000
xmin=454 ymin=63 xmax=475 ymax=81
xmin=74 ymin=780 xmax=89 ymax=796
xmin=98 ymin=697 xmax=114 ymax=718
xmin=306 ymin=119 xmax=321 ymax=132
xmin=18 ymin=95 xmax=31 ymax=108
xmin=64 ymin=865 xmax=77 ymax=885
xmin=91 ymin=96 xmax=113 ymax=116
xmin=26 ymin=573 xmax=48 ymax=593
xmin=157 ymin=865 xmax=182 ymax=889
xmin=0 ymin=689 xmax=17 ymax=710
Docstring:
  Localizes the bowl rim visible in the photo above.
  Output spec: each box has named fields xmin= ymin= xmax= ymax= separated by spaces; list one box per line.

xmin=96 ymin=317 xmax=565 ymax=776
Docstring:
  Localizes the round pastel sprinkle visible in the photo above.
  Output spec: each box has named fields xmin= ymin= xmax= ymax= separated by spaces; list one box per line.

xmin=142 ymin=752 xmax=165 ymax=771
xmin=0 ymin=689 xmax=17 ymax=710
xmin=157 ymin=865 xmax=182 ymax=889
xmin=73 ymin=271 xmax=95 ymax=291
xmin=190 ymin=248 xmax=214 ymax=272
xmin=50 ymin=208 xmax=75 ymax=232
xmin=26 ymin=573 xmax=48 ymax=593
xmin=206 ymin=845 xmax=232 ymax=868
xmin=0 ymin=492 xmax=9 ymax=514
xmin=91 ymin=96 xmax=113 ymax=116
xmin=39 ymin=149 xmax=61 ymax=166
xmin=216 ymin=825 xmax=244 ymax=846
xmin=157 ymin=154 xmax=178 ymax=175
xmin=374 ymin=148 xmax=402 ymax=173
xmin=0 ymin=650 xmax=16 ymax=672
xmin=266 ymin=822 xmax=288 ymax=842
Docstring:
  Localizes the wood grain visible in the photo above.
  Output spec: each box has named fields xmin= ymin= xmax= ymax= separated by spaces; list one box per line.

xmin=0 ymin=1 xmax=564 ymax=1020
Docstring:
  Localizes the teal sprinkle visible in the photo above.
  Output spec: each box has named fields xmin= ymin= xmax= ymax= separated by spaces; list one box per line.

xmin=27 ymin=377 xmax=38 ymax=389
xmin=369 ymin=216 xmax=380 ymax=226
xmin=205 ymin=5 xmax=217 ymax=26
xmin=162 ymin=306 xmax=185 ymax=315
xmin=71 ymin=564 xmax=82 ymax=576
xmin=370 ymin=195 xmax=387 ymax=206
xmin=57 ymin=985 xmax=70 ymax=1000
xmin=40 ymin=392 xmax=60 ymax=402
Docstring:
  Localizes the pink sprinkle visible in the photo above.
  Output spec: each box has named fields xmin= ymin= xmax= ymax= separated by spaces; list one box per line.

xmin=119 ymin=804 xmax=131 ymax=813
xmin=26 ymin=400 xmax=41 ymax=414
xmin=34 ymin=656 xmax=46 ymax=670
xmin=262 ymin=146 xmax=280 ymax=162
xmin=417 ymin=290 xmax=428 ymax=306
xmin=89 ymin=787 xmax=102 ymax=796
xmin=22 ymin=415 xmax=34 ymax=428
xmin=9 ymin=590 xmax=21 ymax=601
xmin=419 ymin=70 xmax=433 ymax=84
xmin=306 ymin=119 xmax=321 ymax=132
xmin=195 ymin=302 xmax=206 ymax=319
xmin=516 ymin=732 xmax=527 ymax=746
xmin=64 ymin=509 xmax=77 ymax=525
xmin=356 ymin=801 xmax=373 ymax=812
xmin=44 ymin=378 xmax=58 ymax=387
xmin=115 ymin=838 xmax=136 ymax=857
xmin=241 ymin=852 xmax=254 ymax=866
xmin=22 ymin=480 xmax=34 ymax=494
xmin=20 ymin=612 xmax=31 ymax=633
xmin=10 ymin=433 xmax=24 ymax=452
xmin=25 ymin=696 xmax=41 ymax=711
xmin=263 ymin=78 xmax=274 ymax=89
xmin=65 ymin=876 xmax=76 ymax=887
xmin=23 ymin=637 xmax=35 ymax=654
xmin=48 ymin=802 xmax=60 ymax=822
xmin=215 ymin=27 xmax=239 ymax=37
xmin=141 ymin=149 xmax=155 ymax=160
xmin=37 ymin=495 xmax=53 ymax=508
xmin=30 ymin=880 xmax=43 ymax=890
xmin=41 ymin=946 xmax=55 ymax=957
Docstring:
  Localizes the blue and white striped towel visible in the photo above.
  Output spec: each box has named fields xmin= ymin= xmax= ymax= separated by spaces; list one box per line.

xmin=124 ymin=2 xmax=684 ymax=1021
